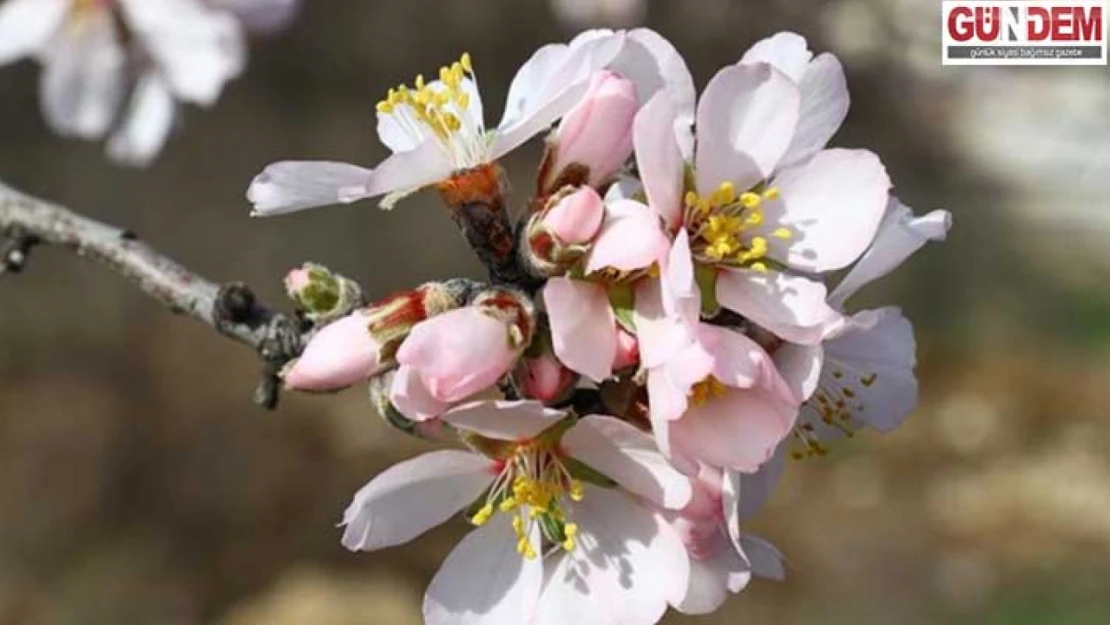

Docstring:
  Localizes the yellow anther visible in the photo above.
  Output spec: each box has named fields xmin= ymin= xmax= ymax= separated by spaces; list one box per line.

xmin=499 ymin=497 xmax=516 ymax=512
xmin=740 ymin=192 xmax=762 ymax=208
xmin=439 ymin=66 xmax=450 ymax=83
xmin=684 ymin=191 xmax=699 ymax=208
xmin=414 ymin=74 xmax=425 ymax=89
xmin=471 ymin=504 xmax=494 ymax=526
xmin=460 ymin=52 xmax=473 ymax=73
xmin=763 ymin=186 xmax=780 ymax=200
xmin=457 ymin=91 xmax=470 ymax=110
xmin=750 ymin=262 xmax=768 ymax=272
xmin=569 ymin=480 xmax=584 ymax=501
xmin=564 ymin=523 xmax=579 ymax=537
xmin=562 ymin=538 xmax=576 ymax=550
xmin=689 ymin=376 xmax=728 ymax=406
xmin=375 ymin=101 xmax=392 ymax=114
xmin=744 ymin=211 xmax=764 ymax=226
xmin=772 ymin=227 xmax=792 ymax=239
xmin=713 ymin=181 xmax=737 ymax=204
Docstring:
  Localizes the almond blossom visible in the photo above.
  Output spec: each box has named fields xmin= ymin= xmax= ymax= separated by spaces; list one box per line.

xmin=777 ymin=198 xmax=952 ymax=455
xmin=341 ymin=400 xmax=692 ymax=625
xmin=634 ymin=32 xmax=891 ymax=345
xmin=0 ymin=0 xmax=258 ymax=165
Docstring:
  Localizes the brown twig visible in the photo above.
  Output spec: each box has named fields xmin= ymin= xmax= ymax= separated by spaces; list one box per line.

xmin=0 ymin=181 xmax=306 ymax=409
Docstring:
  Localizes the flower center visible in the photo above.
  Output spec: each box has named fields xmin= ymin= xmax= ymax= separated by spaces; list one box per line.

xmin=375 ymin=53 xmax=487 ymax=167
xmin=689 ymin=376 xmax=728 ymax=407
xmin=470 ymin=439 xmax=584 ymax=559
xmin=791 ymin=367 xmax=878 ymax=460
xmin=683 ymin=182 xmax=791 ymax=270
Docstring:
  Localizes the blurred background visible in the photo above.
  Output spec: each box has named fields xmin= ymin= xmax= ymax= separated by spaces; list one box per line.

xmin=1 ymin=0 xmax=1109 ymax=623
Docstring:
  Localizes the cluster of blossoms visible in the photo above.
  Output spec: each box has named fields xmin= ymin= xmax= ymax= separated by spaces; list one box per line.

xmin=0 ymin=0 xmax=298 ymax=166
xmin=249 ymin=28 xmax=951 ymax=624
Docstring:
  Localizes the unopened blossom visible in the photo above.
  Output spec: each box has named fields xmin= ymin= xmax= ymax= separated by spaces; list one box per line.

xmin=341 ymin=400 xmax=692 ymax=625
xmin=633 ymin=32 xmax=891 ymax=345
xmin=283 ymin=311 xmax=380 ymax=391
xmin=515 ymin=351 xmax=578 ymax=404
xmin=390 ymin=292 xmax=534 ymax=420
xmin=540 ymin=185 xmax=605 ymax=246
xmin=776 ymin=198 xmax=951 ymax=455
xmin=543 ymin=197 xmax=671 ymax=382
xmin=0 ymin=0 xmax=248 ymax=166
xmin=248 ymin=26 xmax=695 ymax=214
xmin=542 ymin=70 xmax=638 ymax=193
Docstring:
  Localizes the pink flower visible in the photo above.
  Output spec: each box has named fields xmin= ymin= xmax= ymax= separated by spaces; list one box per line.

xmin=340 ymin=400 xmax=692 ymax=625
xmin=282 ymin=311 xmax=380 ymax=391
xmin=631 ymin=32 xmax=893 ymax=345
xmin=390 ymin=307 xmax=524 ymax=420
xmin=543 ymin=70 xmax=638 ymax=192
xmin=613 ymin=326 xmax=640 ymax=370
xmin=540 ymin=186 xmax=605 ymax=246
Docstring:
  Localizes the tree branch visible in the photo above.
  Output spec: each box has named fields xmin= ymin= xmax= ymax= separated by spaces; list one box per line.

xmin=0 ymin=181 xmax=306 ymax=409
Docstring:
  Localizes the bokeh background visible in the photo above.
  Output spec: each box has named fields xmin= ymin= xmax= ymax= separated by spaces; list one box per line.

xmin=2 ymin=0 xmax=1109 ymax=623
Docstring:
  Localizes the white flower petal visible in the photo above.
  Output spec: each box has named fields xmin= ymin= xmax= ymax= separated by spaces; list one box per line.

xmin=0 ymin=0 xmax=70 ymax=65
xmin=674 ymin=539 xmax=751 ymax=615
xmin=695 ymin=63 xmax=800 ymax=193
xmin=774 ymin=342 xmax=824 ymax=402
xmin=543 ymin=277 xmax=617 ymax=383
xmin=830 ymin=198 xmax=952 ymax=307
xmin=813 ymin=306 xmax=917 ymax=433
xmin=120 ymin=0 xmax=244 ymax=105
xmin=613 ymin=28 xmax=695 ymax=120
xmin=780 ymin=53 xmax=850 ymax=168
xmin=764 ymin=148 xmax=891 ymax=272
xmin=364 ymin=138 xmax=456 ymax=205
xmin=441 ymin=400 xmax=564 ymax=441
xmin=340 ymin=450 xmax=492 ymax=552
xmin=739 ymin=31 xmax=812 ymax=82
xmin=740 ymin=534 xmax=787 ymax=581
xmin=562 ymin=415 xmax=692 ymax=509
xmin=247 ymin=161 xmax=373 ymax=216
xmin=39 ymin=11 xmax=125 ymax=140
xmin=533 ymin=487 xmax=689 ymax=625
xmin=424 ymin=514 xmax=542 ymax=625
xmin=107 ymin=72 xmax=176 ymax=167
xmin=716 ymin=269 xmax=843 ymax=345
xmin=633 ymin=91 xmax=684 ymax=230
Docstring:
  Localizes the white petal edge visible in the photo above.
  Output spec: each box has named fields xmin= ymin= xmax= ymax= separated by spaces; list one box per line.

xmin=247 ymin=161 xmax=374 ymax=216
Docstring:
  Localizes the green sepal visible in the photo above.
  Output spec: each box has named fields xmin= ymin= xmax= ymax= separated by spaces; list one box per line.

xmin=608 ymin=282 xmax=636 ymax=332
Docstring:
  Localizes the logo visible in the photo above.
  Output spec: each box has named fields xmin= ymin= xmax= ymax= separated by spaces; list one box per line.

xmin=942 ymin=1 xmax=1107 ymax=65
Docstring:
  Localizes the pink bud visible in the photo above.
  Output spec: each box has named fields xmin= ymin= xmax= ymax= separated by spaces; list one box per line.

xmin=396 ymin=307 xmax=520 ymax=403
xmin=541 ymin=186 xmax=605 ymax=245
xmin=283 ymin=312 xmax=380 ymax=391
xmin=549 ymin=71 xmax=638 ymax=190
xmin=518 ymin=352 xmax=578 ymax=403
xmin=613 ymin=326 xmax=640 ymax=370
xmin=284 ymin=267 xmax=311 ymax=296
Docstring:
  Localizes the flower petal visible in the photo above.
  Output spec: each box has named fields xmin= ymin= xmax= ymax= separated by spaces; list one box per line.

xmin=120 ymin=0 xmax=244 ymax=105
xmin=533 ymin=486 xmax=689 ymax=625
xmin=633 ymin=278 xmax=692 ymax=370
xmin=633 ymin=91 xmax=685 ymax=230
xmin=543 ymin=277 xmax=617 ymax=382
xmin=774 ymin=342 xmax=824 ymax=402
xmin=441 ymin=400 xmax=564 ymax=441
xmin=816 ymin=306 xmax=917 ymax=432
xmin=247 ymin=161 xmax=374 ymax=216
xmin=672 ymin=387 xmax=797 ymax=473
xmin=390 ymin=364 xmax=452 ymax=422
xmin=562 ymin=415 xmax=692 ymax=509
xmin=0 ymin=0 xmax=69 ymax=65
xmin=341 ymin=450 xmax=492 ymax=552
xmin=694 ymin=63 xmax=800 ymax=193
xmin=619 ymin=28 xmax=696 ymax=119
xmin=740 ymin=31 xmax=812 ymax=82
xmin=585 ymin=199 xmax=668 ymax=274
xmin=674 ymin=539 xmax=751 ymax=615
xmin=106 ymin=72 xmax=176 ymax=167
xmin=739 ymin=535 xmax=787 ymax=581
xmin=39 ymin=11 xmax=126 ymax=140
xmin=780 ymin=53 xmax=850 ymax=168
xmin=364 ymin=138 xmax=456 ymax=206
xmin=830 ymin=198 xmax=952 ymax=307
xmin=716 ymin=269 xmax=843 ymax=345
xmin=763 ymin=148 xmax=891 ymax=272
xmin=424 ymin=514 xmax=543 ymax=625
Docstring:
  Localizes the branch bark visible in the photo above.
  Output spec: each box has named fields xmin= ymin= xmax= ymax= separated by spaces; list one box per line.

xmin=0 ymin=181 xmax=306 ymax=409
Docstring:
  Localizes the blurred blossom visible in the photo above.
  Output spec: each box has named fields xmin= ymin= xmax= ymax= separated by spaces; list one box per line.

xmin=209 ymin=0 xmax=299 ymax=34
xmin=0 ymin=0 xmax=275 ymax=166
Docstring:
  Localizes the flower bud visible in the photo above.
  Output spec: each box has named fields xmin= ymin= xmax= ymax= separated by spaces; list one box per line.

xmin=282 ymin=311 xmax=380 ymax=391
xmin=516 ymin=352 xmax=578 ymax=404
xmin=396 ymin=307 xmax=522 ymax=404
xmin=544 ymin=71 xmax=638 ymax=193
xmin=613 ymin=326 xmax=640 ymax=371
xmin=284 ymin=262 xmax=362 ymax=324
xmin=541 ymin=186 xmax=605 ymax=246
